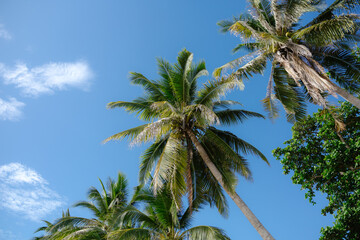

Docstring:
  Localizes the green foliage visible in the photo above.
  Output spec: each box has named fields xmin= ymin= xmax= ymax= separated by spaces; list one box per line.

xmin=106 ymin=49 xmax=268 ymax=215
xmin=34 ymin=176 xmax=230 ymax=240
xmin=217 ymin=0 xmax=360 ymax=119
xmin=112 ymin=187 xmax=231 ymax=240
xmin=273 ymin=101 xmax=360 ymax=239
xmin=34 ymin=173 xmax=131 ymax=240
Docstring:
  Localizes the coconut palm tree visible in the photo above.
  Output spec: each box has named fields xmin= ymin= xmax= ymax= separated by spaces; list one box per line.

xmin=35 ymin=172 xmax=131 ymax=240
xmin=33 ymin=210 xmax=71 ymax=240
xmin=105 ymin=49 xmax=274 ymax=239
xmin=109 ymin=186 xmax=230 ymax=240
xmin=215 ymin=0 xmax=360 ymax=120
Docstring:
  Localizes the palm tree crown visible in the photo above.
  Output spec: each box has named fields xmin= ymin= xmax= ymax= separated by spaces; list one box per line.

xmin=105 ymin=49 xmax=273 ymax=239
xmin=110 ymin=186 xmax=230 ymax=240
xmin=35 ymin=172 xmax=131 ymax=240
xmin=216 ymin=0 xmax=360 ymax=120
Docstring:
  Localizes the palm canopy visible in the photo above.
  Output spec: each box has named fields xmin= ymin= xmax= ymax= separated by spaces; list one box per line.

xmin=105 ymin=49 xmax=267 ymax=211
xmin=33 ymin=210 xmax=71 ymax=240
xmin=109 ymin=186 xmax=230 ymax=240
xmin=215 ymin=0 xmax=360 ymax=121
xmin=35 ymin=172 xmax=131 ymax=240
xmin=105 ymin=50 xmax=274 ymax=239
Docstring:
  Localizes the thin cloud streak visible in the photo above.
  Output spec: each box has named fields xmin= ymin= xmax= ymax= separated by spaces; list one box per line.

xmin=0 ymin=97 xmax=25 ymax=121
xmin=0 ymin=163 xmax=65 ymax=221
xmin=0 ymin=24 xmax=12 ymax=40
xmin=0 ymin=61 xmax=93 ymax=97
xmin=0 ymin=229 xmax=18 ymax=240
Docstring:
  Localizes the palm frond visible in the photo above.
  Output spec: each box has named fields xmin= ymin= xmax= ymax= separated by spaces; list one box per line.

xmin=73 ymin=201 xmax=101 ymax=218
xmin=131 ymin=118 xmax=173 ymax=145
xmin=129 ymin=72 xmax=165 ymax=100
xmin=209 ymin=127 xmax=268 ymax=164
xmin=63 ymin=228 xmax=105 ymax=240
xmin=312 ymin=46 xmax=360 ymax=93
xmin=152 ymin=135 xmax=187 ymax=194
xmin=195 ymin=77 xmax=244 ymax=107
xmin=213 ymin=100 xmax=243 ymax=109
xmin=87 ymin=187 xmax=108 ymax=217
xmin=294 ymin=15 xmax=359 ymax=46
xmin=271 ymin=65 xmax=307 ymax=122
xmin=50 ymin=217 xmax=100 ymax=233
xmin=157 ymin=58 xmax=179 ymax=106
xmin=202 ymin=129 xmax=251 ymax=183
xmin=215 ymin=109 xmax=265 ymax=125
xmin=108 ymin=228 xmax=153 ymax=240
xmin=118 ymin=205 xmax=160 ymax=230
xmin=306 ymin=0 xmax=360 ymax=26
xmin=150 ymin=101 xmax=177 ymax=117
xmin=189 ymin=62 xmax=208 ymax=102
xmin=186 ymin=104 xmax=220 ymax=126
xmin=232 ymin=42 xmax=264 ymax=53
xmin=213 ymin=50 xmax=263 ymax=78
xmin=279 ymin=0 xmax=322 ymax=28
xmin=175 ymin=49 xmax=193 ymax=104
xmin=181 ymin=225 xmax=230 ymax=240
xmin=231 ymin=52 xmax=269 ymax=81
xmin=103 ymin=124 xmax=149 ymax=143
xmin=192 ymin=153 xmax=229 ymax=217
xmin=248 ymin=0 xmax=276 ymax=34
xmin=139 ymin=135 xmax=169 ymax=184
xmin=107 ymin=98 xmax=159 ymax=121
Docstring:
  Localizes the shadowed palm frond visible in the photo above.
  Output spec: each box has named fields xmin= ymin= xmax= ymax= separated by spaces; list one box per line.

xmin=312 ymin=46 xmax=360 ymax=93
xmin=294 ymin=15 xmax=359 ymax=46
xmin=208 ymin=127 xmax=268 ymax=164
xmin=215 ymin=109 xmax=265 ymax=125
xmin=139 ymin=135 xmax=169 ymax=184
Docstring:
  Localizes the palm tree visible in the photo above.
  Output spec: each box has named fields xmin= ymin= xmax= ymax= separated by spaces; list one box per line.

xmin=105 ymin=49 xmax=274 ymax=239
xmin=109 ymin=186 xmax=230 ymax=240
xmin=33 ymin=210 xmax=71 ymax=240
xmin=215 ymin=0 xmax=360 ymax=120
xmin=36 ymin=172 xmax=131 ymax=239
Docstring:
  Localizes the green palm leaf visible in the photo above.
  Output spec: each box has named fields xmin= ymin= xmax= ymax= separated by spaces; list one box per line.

xmin=103 ymin=124 xmax=149 ymax=143
xmin=181 ymin=225 xmax=231 ymax=240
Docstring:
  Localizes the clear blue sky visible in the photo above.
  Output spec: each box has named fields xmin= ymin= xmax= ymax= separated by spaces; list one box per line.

xmin=0 ymin=1 xmax=336 ymax=239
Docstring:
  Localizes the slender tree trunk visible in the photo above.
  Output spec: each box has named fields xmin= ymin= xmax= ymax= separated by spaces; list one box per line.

xmin=186 ymin=130 xmax=275 ymax=240
xmin=331 ymin=83 xmax=360 ymax=109
xmin=185 ymin=135 xmax=194 ymax=212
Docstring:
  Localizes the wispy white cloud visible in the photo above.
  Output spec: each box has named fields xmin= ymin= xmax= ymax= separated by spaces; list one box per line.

xmin=0 ymin=229 xmax=18 ymax=240
xmin=0 ymin=163 xmax=65 ymax=221
xmin=0 ymin=61 xmax=93 ymax=97
xmin=0 ymin=24 xmax=12 ymax=40
xmin=0 ymin=97 xmax=25 ymax=121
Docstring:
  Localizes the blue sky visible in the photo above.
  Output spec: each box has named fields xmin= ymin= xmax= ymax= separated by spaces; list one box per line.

xmin=0 ymin=0 xmax=337 ymax=239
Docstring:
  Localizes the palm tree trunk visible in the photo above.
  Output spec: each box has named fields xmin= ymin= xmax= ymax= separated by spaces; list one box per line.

xmin=186 ymin=130 xmax=275 ymax=240
xmin=331 ymin=83 xmax=360 ymax=109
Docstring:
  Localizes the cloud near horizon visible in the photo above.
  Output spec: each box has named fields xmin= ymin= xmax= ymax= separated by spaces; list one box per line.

xmin=0 ymin=61 xmax=93 ymax=97
xmin=0 ymin=163 xmax=65 ymax=221
xmin=0 ymin=97 xmax=25 ymax=121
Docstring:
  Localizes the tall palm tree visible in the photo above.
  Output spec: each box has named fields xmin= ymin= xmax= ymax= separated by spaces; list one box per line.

xmin=109 ymin=186 xmax=230 ymax=240
xmin=215 ymin=0 xmax=360 ymax=120
xmin=36 ymin=172 xmax=131 ymax=240
xmin=105 ymin=49 xmax=274 ymax=239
